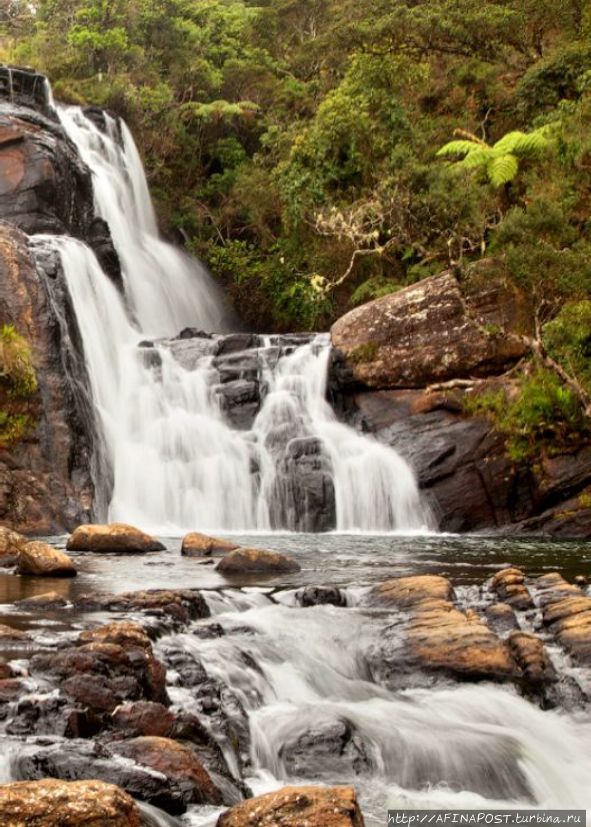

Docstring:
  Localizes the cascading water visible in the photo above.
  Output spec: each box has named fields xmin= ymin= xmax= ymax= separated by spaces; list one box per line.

xmin=32 ymin=102 xmax=430 ymax=533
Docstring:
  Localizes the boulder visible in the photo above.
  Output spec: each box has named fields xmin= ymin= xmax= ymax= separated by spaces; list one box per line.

xmin=109 ymin=736 xmax=222 ymax=806
xmin=217 ymin=785 xmax=365 ymax=827
xmin=534 ymin=573 xmax=591 ymax=665
xmin=485 ymin=603 xmax=518 ymax=634
xmin=16 ymin=541 xmax=76 ymax=577
xmin=111 ymin=701 xmax=176 ymax=738
xmin=490 ymin=567 xmax=533 ymax=610
xmin=370 ymin=575 xmax=516 ymax=683
xmin=67 ymin=523 xmax=165 ymax=553
xmin=181 ymin=532 xmax=239 ymax=557
xmin=507 ymin=632 xmax=557 ymax=688
xmin=0 ymin=525 xmax=28 ymax=566
xmin=0 ymin=778 xmax=140 ymax=827
xmin=331 ymin=263 xmax=530 ymax=390
xmin=295 ymin=585 xmax=346 ymax=607
xmin=217 ymin=548 xmax=300 ymax=576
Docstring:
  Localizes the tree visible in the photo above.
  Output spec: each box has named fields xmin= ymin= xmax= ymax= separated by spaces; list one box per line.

xmin=437 ymin=126 xmax=553 ymax=187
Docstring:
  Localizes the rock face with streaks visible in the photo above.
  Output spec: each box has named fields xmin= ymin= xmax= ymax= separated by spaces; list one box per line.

xmin=330 ymin=261 xmax=591 ymax=536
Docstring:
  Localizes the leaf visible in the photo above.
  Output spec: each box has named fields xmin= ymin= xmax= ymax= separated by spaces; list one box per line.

xmin=487 ymin=153 xmax=519 ymax=187
xmin=494 ymin=129 xmax=548 ymax=157
xmin=459 ymin=148 xmax=491 ymax=169
xmin=436 ymin=139 xmax=484 ymax=158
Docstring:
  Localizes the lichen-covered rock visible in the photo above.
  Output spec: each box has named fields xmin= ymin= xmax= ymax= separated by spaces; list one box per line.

xmin=0 ymin=778 xmax=140 ymax=827
xmin=331 ymin=265 xmax=530 ymax=390
xmin=181 ymin=532 xmax=239 ymax=557
xmin=217 ymin=547 xmax=300 ymax=576
xmin=372 ymin=574 xmax=454 ymax=607
xmin=67 ymin=523 xmax=165 ymax=553
xmin=217 ymin=785 xmax=365 ymax=827
xmin=17 ymin=541 xmax=76 ymax=577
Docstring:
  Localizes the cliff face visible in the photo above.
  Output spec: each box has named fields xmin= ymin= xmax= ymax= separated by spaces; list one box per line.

xmin=0 ymin=68 xmax=119 ymax=534
xmin=331 ymin=264 xmax=591 ymax=536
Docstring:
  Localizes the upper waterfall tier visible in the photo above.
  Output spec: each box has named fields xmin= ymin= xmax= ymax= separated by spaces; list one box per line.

xmin=30 ymin=103 xmax=431 ymax=533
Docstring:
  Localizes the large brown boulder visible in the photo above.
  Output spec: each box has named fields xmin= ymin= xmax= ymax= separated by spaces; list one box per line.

xmin=0 ymin=778 xmax=140 ymax=826
xmin=331 ymin=264 xmax=530 ymax=390
xmin=0 ymin=525 xmax=28 ymax=566
xmin=217 ymin=547 xmax=300 ymax=576
xmin=182 ymin=532 xmax=239 ymax=557
xmin=67 ymin=523 xmax=165 ymax=553
xmin=16 ymin=540 xmax=76 ymax=577
xmin=370 ymin=575 xmax=516 ymax=682
xmin=534 ymin=572 xmax=591 ymax=665
xmin=217 ymin=785 xmax=365 ymax=827
xmin=110 ymin=736 xmax=222 ymax=806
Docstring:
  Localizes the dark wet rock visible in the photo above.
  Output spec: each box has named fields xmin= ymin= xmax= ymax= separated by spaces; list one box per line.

xmin=15 ymin=738 xmax=189 ymax=815
xmin=295 ymin=585 xmax=346 ymax=607
xmin=280 ymin=717 xmax=370 ymax=778
xmin=216 ymin=785 xmax=366 ymax=827
xmin=0 ymin=67 xmax=56 ymax=118
xmin=111 ymin=701 xmax=176 ymax=738
xmin=217 ymin=548 xmax=300 ymax=576
xmin=16 ymin=541 xmax=76 ymax=577
xmin=215 ymin=334 xmax=260 ymax=355
xmin=0 ymin=777 xmax=141 ymax=827
xmin=109 ymin=736 xmax=223 ymax=807
xmin=490 ymin=568 xmax=534 ymax=611
xmin=271 ymin=437 xmax=336 ymax=532
xmin=6 ymin=692 xmax=102 ymax=738
xmin=67 ymin=523 xmax=165 ymax=553
xmin=214 ymin=350 xmax=260 ymax=384
xmin=74 ymin=589 xmax=210 ymax=629
xmin=30 ymin=621 xmax=168 ymax=722
xmin=181 ymin=532 xmax=239 ymax=558
xmin=176 ymin=328 xmax=213 ymax=340
xmin=87 ymin=217 xmax=123 ymax=290
xmin=485 ymin=603 xmax=519 ymax=634
xmin=214 ymin=379 xmax=261 ymax=429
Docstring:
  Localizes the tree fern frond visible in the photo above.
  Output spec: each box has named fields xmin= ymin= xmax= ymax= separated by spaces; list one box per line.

xmin=459 ymin=148 xmax=491 ymax=169
xmin=488 ymin=153 xmax=519 ymax=187
xmin=494 ymin=130 xmax=548 ymax=156
xmin=436 ymin=140 xmax=486 ymax=158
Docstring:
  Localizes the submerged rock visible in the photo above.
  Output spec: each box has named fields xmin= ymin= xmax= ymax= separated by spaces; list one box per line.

xmin=16 ymin=541 xmax=76 ymax=577
xmin=181 ymin=532 xmax=239 ymax=557
xmin=16 ymin=591 xmax=68 ymax=608
xmin=217 ymin=785 xmax=366 ymax=827
xmin=295 ymin=585 xmax=346 ymax=607
xmin=67 ymin=523 xmax=165 ymax=553
xmin=0 ymin=778 xmax=140 ymax=827
xmin=217 ymin=548 xmax=300 ymax=576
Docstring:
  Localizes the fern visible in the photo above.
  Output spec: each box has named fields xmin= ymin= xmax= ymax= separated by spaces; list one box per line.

xmin=488 ymin=154 xmax=519 ymax=187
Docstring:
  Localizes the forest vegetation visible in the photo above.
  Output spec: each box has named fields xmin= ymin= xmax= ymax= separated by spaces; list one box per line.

xmin=2 ymin=0 xmax=591 ymax=458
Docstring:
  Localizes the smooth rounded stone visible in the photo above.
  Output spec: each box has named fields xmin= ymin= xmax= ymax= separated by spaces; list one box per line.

xmin=181 ymin=532 xmax=239 ymax=558
xmin=16 ymin=591 xmax=68 ymax=608
xmin=507 ymin=632 xmax=557 ymax=688
xmin=372 ymin=574 xmax=454 ymax=607
xmin=0 ymin=778 xmax=141 ymax=827
xmin=216 ymin=785 xmax=365 ymax=827
xmin=485 ymin=603 xmax=518 ymax=634
xmin=110 ymin=736 xmax=223 ymax=807
xmin=216 ymin=548 xmax=300 ymax=576
xmin=67 ymin=523 xmax=165 ymax=553
xmin=295 ymin=585 xmax=346 ymax=607
xmin=0 ymin=525 xmax=28 ymax=566
xmin=16 ymin=541 xmax=76 ymax=577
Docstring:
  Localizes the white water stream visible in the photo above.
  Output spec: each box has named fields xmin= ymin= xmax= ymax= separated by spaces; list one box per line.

xmin=31 ymin=106 xmax=429 ymax=533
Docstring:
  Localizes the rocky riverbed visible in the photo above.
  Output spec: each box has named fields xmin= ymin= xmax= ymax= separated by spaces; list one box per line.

xmin=0 ymin=524 xmax=590 ymax=825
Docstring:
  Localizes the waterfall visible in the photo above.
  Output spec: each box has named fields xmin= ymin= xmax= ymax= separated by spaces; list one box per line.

xmin=36 ymin=104 xmax=430 ymax=533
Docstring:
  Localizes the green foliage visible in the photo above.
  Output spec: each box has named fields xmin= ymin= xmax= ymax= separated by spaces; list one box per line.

xmin=350 ymin=278 xmax=402 ymax=307
xmin=437 ymin=126 xmax=553 ymax=187
xmin=464 ymin=369 xmax=589 ymax=462
xmin=544 ymin=301 xmax=591 ymax=396
xmin=0 ymin=325 xmax=37 ymax=397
